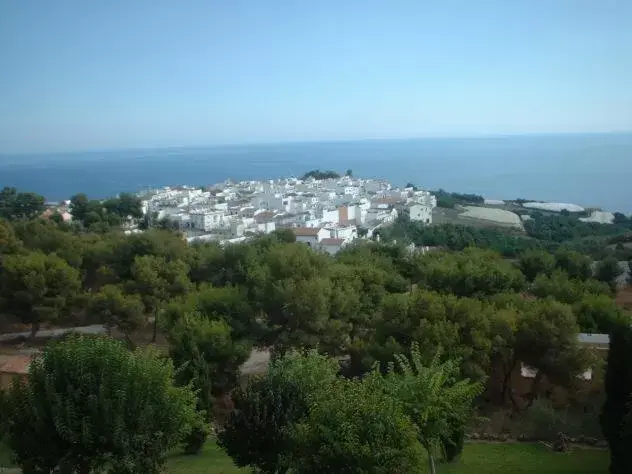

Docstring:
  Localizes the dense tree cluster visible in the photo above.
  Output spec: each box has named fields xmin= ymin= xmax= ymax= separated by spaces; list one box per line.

xmin=1 ymin=214 xmax=623 ymax=411
xmin=382 ymin=218 xmax=544 ymax=257
xmin=432 ymin=189 xmax=485 ymax=209
xmin=219 ymin=348 xmax=480 ymax=474
xmin=0 ymin=187 xmax=45 ymax=220
xmin=1 ymin=184 xmax=631 ymax=472
xmin=385 ymin=211 xmax=632 ymax=260
xmin=524 ymin=212 xmax=632 ymax=243
xmin=70 ymin=192 xmax=142 ymax=231
xmin=299 ymin=169 xmax=341 ymax=180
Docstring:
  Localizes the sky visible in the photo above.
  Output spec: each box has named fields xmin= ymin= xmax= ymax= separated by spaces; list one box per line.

xmin=1 ymin=0 xmax=631 ymax=153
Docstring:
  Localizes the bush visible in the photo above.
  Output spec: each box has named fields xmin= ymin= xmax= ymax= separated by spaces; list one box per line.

xmin=289 ymin=375 xmax=426 ymax=474
xmin=2 ymin=334 xmax=201 ymax=474
xmin=218 ymin=350 xmax=339 ymax=473
xmin=518 ymin=399 xmax=597 ymax=441
xmin=182 ymin=422 xmax=210 ymax=455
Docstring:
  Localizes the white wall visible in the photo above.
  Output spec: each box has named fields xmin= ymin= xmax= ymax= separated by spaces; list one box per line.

xmin=322 ymin=209 xmax=339 ymax=224
xmin=410 ymin=204 xmax=432 ymax=224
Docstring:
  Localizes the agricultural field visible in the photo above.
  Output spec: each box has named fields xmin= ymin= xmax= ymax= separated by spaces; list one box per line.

xmin=432 ymin=206 xmax=525 ymax=230
xmin=461 ymin=206 xmax=523 ymax=229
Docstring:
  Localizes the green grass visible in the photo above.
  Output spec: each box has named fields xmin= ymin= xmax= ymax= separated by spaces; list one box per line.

xmin=166 ymin=441 xmax=246 ymax=474
xmin=440 ymin=443 xmax=608 ymax=474
xmin=1 ymin=439 xmax=609 ymax=473
xmin=166 ymin=441 xmax=608 ymax=473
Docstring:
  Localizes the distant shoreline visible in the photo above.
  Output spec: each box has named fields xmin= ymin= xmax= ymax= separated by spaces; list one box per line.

xmin=1 ymin=133 xmax=631 ymax=213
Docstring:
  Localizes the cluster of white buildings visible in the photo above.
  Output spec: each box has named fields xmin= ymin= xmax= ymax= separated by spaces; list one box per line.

xmin=141 ymin=175 xmax=436 ymax=254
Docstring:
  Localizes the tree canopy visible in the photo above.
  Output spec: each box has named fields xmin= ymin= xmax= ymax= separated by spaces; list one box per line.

xmin=2 ymin=334 xmax=201 ymax=473
xmin=300 ymin=169 xmax=340 ymax=180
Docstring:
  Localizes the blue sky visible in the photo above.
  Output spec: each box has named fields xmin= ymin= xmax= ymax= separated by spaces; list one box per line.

xmin=1 ymin=0 xmax=631 ymax=153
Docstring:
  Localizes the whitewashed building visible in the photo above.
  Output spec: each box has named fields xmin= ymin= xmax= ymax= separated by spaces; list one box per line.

xmin=409 ymin=203 xmax=432 ymax=224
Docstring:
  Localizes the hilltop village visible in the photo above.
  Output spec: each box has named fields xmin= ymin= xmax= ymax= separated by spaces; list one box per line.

xmin=140 ymin=172 xmax=437 ymax=253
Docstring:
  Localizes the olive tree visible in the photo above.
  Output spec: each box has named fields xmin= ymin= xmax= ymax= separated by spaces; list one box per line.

xmin=2 ymin=334 xmax=201 ymax=474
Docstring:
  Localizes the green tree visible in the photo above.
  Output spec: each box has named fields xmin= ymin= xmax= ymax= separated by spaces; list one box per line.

xmin=595 ymin=257 xmax=624 ymax=290
xmin=345 ymin=168 xmax=353 ymax=177
xmin=517 ymin=249 xmax=556 ymax=281
xmin=573 ymin=294 xmax=627 ymax=334
xmin=167 ymin=312 xmax=251 ymax=398
xmin=555 ymin=249 xmax=592 ymax=280
xmin=414 ymin=248 xmax=525 ymax=297
xmin=219 ymin=350 xmax=339 ymax=473
xmin=0 ymin=187 xmax=45 ymax=220
xmin=289 ymin=373 xmax=425 ymax=474
xmin=88 ymin=284 xmax=146 ymax=344
xmin=515 ymin=299 xmax=590 ymax=406
xmin=163 ymin=284 xmax=257 ymax=341
xmin=127 ymin=255 xmax=191 ymax=341
xmin=0 ymin=251 xmax=81 ymax=337
xmin=69 ymin=193 xmax=91 ymax=223
xmin=382 ymin=345 xmax=483 ymax=474
xmin=531 ymin=270 xmax=611 ymax=304
xmin=0 ymin=219 xmax=21 ymax=255
xmin=104 ymin=192 xmax=143 ymax=220
xmin=601 ymin=323 xmax=632 ymax=474
xmin=2 ymin=334 xmax=201 ymax=474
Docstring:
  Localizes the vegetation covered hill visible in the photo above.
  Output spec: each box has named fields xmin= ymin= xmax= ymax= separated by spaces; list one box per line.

xmin=0 ymin=185 xmax=631 ymax=473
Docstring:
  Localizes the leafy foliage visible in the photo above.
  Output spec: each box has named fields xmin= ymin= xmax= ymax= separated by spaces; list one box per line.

xmin=0 ymin=251 xmax=81 ymax=337
xmin=517 ymin=249 xmax=556 ymax=281
xmin=299 ymin=169 xmax=340 ymax=180
xmin=0 ymin=187 xmax=45 ymax=220
xmin=289 ymin=373 xmax=425 ymax=474
xmin=218 ymin=350 xmax=339 ymax=473
xmin=595 ymin=257 xmax=624 ymax=290
xmin=382 ymin=344 xmax=483 ymax=474
xmin=2 ymin=334 xmax=201 ymax=474
xmin=167 ymin=312 xmax=251 ymax=398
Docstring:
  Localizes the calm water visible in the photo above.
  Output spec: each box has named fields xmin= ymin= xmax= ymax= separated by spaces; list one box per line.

xmin=1 ymin=133 xmax=631 ymax=212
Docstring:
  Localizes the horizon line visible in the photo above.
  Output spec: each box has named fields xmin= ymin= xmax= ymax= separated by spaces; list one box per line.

xmin=2 ymin=129 xmax=632 ymax=157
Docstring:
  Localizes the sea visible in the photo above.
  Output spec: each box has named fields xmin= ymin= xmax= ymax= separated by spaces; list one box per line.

xmin=1 ymin=133 xmax=631 ymax=213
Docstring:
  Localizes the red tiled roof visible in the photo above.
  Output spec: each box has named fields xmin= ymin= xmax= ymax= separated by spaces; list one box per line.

xmin=293 ymin=227 xmax=320 ymax=236
xmin=0 ymin=354 xmax=33 ymax=375
xmin=320 ymin=238 xmax=345 ymax=246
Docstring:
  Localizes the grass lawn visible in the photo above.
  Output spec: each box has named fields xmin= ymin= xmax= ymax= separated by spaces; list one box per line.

xmin=0 ymin=439 xmax=15 ymax=469
xmin=440 ymin=443 xmax=608 ymax=474
xmin=166 ymin=441 xmax=247 ymax=474
xmin=166 ymin=441 xmax=608 ymax=473
xmin=1 ymin=439 xmax=609 ymax=473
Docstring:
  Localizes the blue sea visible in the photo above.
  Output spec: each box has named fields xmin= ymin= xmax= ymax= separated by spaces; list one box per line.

xmin=1 ymin=133 xmax=631 ymax=212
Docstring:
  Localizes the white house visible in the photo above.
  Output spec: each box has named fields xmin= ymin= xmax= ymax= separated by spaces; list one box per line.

xmin=322 ymin=208 xmax=340 ymax=225
xmin=319 ymin=238 xmax=346 ymax=255
xmin=293 ymin=227 xmax=330 ymax=248
xmin=409 ymin=203 xmax=432 ymax=224
xmin=325 ymin=225 xmax=357 ymax=241
xmin=190 ymin=210 xmax=225 ymax=231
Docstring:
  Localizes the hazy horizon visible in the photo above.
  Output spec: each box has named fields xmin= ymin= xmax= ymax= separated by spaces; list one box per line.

xmin=1 ymin=1 xmax=631 ymax=154
xmin=2 ymin=130 xmax=632 ymax=158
